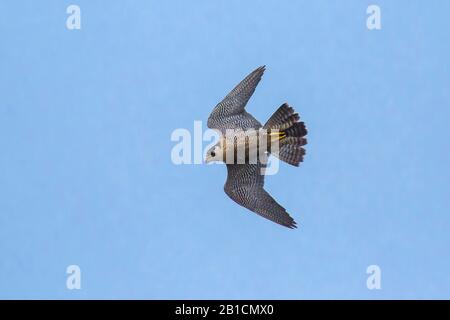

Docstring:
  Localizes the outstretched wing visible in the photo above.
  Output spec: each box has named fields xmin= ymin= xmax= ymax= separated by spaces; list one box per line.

xmin=224 ymin=163 xmax=297 ymax=229
xmin=207 ymin=66 xmax=265 ymax=132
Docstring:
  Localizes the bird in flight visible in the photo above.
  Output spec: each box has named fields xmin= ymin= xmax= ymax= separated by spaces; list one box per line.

xmin=205 ymin=66 xmax=308 ymax=229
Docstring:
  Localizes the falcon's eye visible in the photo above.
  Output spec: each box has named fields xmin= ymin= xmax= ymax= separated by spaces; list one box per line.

xmin=211 ymin=151 xmax=216 ymax=157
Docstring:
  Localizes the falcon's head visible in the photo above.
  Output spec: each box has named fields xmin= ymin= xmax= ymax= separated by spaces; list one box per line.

xmin=205 ymin=142 xmax=224 ymax=164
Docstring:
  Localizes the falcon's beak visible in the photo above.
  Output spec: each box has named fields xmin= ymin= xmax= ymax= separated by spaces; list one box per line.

xmin=204 ymin=154 xmax=212 ymax=164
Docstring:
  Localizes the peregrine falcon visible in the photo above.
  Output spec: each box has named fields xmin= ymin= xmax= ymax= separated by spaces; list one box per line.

xmin=205 ymin=66 xmax=308 ymax=229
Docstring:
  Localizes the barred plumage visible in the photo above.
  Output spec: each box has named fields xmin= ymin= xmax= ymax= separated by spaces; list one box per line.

xmin=206 ymin=66 xmax=308 ymax=229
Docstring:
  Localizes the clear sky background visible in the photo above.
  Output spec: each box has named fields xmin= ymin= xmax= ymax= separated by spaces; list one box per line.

xmin=1 ymin=0 xmax=449 ymax=299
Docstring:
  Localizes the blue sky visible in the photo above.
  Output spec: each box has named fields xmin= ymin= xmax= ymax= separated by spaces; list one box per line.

xmin=1 ymin=0 xmax=449 ymax=299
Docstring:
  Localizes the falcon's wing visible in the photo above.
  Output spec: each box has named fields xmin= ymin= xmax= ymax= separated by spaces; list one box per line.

xmin=207 ymin=66 xmax=265 ymax=132
xmin=224 ymin=163 xmax=297 ymax=229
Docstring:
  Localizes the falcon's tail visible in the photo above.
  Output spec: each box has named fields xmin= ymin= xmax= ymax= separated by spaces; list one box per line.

xmin=264 ymin=103 xmax=307 ymax=167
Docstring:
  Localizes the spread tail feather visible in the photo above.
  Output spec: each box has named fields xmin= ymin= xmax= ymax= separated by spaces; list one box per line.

xmin=264 ymin=103 xmax=308 ymax=167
